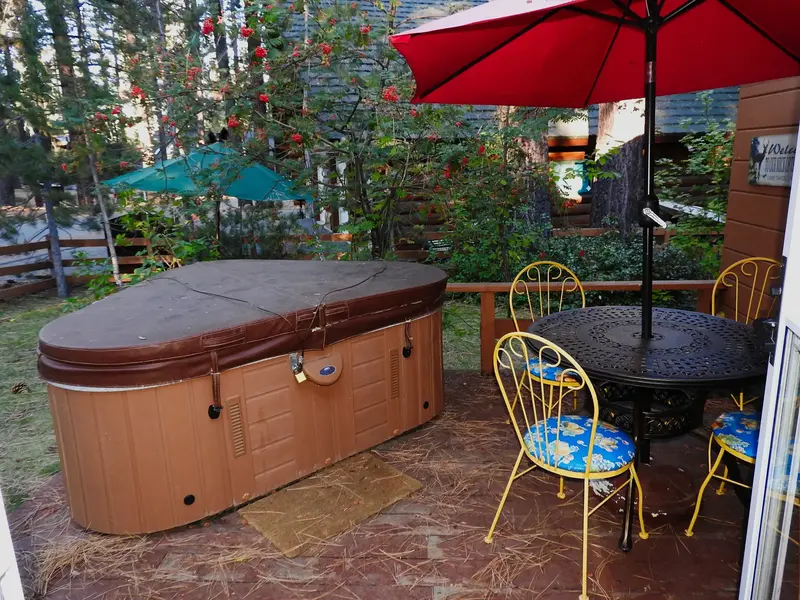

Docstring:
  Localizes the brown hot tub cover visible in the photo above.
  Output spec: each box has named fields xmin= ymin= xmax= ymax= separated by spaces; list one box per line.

xmin=39 ymin=260 xmax=447 ymax=388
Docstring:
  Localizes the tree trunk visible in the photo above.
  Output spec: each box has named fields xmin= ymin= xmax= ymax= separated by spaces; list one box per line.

xmin=496 ymin=106 xmax=553 ymax=232
xmin=150 ymin=0 xmax=169 ymax=159
xmin=522 ymin=113 xmax=553 ymax=232
xmin=215 ymin=200 xmax=221 ymax=241
xmin=1 ymin=41 xmax=17 ymax=205
xmin=89 ymin=158 xmax=123 ymax=287
xmin=183 ymin=0 xmax=204 ymax=144
xmin=73 ymin=0 xmax=120 ymax=288
xmin=43 ymin=183 xmax=68 ymax=297
xmin=43 ymin=0 xmax=88 ymax=203
xmin=590 ymin=100 xmax=644 ymax=239
xmin=214 ymin=0 xmax=233 ymax=113
xmin=31 ymin=130 xmax=46 ymax=207
xmin=229 ymin=0 xmax=240 ymax=73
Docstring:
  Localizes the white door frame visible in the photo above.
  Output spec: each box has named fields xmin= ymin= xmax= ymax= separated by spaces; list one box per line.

xmin=739 ymin=123 xmax=800 ymax=599
xmin=0 ymin=485 xmax=24 ymax=599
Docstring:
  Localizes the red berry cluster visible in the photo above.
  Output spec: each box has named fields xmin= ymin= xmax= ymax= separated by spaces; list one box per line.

xmin=381 ymin=85 xmax=399 ymax=102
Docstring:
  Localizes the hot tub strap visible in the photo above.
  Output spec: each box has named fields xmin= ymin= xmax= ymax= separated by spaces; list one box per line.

xmin=403 ymin=320 xmax=414 ymax=358
xmin=208 ymin=351 xmax=223 ymax=419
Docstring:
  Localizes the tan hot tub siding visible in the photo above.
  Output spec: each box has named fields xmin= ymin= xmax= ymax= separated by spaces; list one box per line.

xmin=721 ymin=77 xmax=800 ymax=320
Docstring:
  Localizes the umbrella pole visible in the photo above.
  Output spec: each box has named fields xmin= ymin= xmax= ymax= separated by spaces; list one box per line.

xmin=640 ymin=23 xmax=659 ymax=340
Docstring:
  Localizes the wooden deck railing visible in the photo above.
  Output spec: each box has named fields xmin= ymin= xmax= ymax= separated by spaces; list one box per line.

xmin=445 ymin=280 xmax=717 ymax=375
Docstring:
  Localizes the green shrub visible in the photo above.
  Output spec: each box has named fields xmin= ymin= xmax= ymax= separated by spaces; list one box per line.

xmin=443 ymin=230 xmax=713 ymax=312
xmin=537 ymin=232 xmax=712 ymax=310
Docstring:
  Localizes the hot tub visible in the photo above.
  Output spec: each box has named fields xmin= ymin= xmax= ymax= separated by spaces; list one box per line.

xmin=38 ymin=260 xmax=447 ymax=534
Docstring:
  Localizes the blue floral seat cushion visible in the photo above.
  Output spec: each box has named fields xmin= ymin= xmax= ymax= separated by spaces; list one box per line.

xmin=522 ymin=415 xmax=635 ymax=473
xmin=528 ymin=358 xmax=579 ymax=384
xmin=711 ymin=412 xmax=800 ymax=498
xmin=712 ymin=411 xmax=760 ymax=459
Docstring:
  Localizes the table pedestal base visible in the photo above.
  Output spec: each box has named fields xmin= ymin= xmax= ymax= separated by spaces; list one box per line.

xmin=597 ymin=382 xmax=707 ymax=443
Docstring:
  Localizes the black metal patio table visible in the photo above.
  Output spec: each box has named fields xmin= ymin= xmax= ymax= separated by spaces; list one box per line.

xmin=527 ymin=305 xmax=768 ymax=551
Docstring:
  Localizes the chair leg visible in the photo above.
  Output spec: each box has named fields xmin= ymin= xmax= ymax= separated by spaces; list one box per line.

xmin=558 ymin=476 xmax=566 ymax=500
xmin=686 ymin=444 xmax=726 ymax=537
xmin=573 ymin=389 xmax=578 ymax=411
xmin=485 ymin=448 xmax=525 ymax=543
xmin=630 ymin=466 xmax=649 ymax=540
xmin=716 ymin=465 xmax=729 ymax=496
xmin=580 ymin=478 xmax=590 ymax=600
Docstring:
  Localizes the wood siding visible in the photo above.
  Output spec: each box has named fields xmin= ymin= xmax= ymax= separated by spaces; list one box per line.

xmin=721 ymin=77 xmax=800 ymax=318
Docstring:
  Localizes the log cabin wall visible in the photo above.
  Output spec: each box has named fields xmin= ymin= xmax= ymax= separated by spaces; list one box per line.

xmin=721 ymin=77 xmax=800 ymax=321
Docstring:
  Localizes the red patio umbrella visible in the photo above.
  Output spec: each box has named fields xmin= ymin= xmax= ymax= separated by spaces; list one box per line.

xmin=390 ymin=0 xmax=800 ymax=338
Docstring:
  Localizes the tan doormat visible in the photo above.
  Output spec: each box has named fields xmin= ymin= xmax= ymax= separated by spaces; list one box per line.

xmin=239 ymin=452 xmax=421 ymax=558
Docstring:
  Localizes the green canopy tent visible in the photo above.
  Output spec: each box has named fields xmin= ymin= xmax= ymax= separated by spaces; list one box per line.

xmin=104 ymin=143 xmax=313 ymax=237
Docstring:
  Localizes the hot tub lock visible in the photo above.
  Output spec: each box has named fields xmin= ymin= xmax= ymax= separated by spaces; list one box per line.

xmin=290 ymin=352 xmax=307 ymax=383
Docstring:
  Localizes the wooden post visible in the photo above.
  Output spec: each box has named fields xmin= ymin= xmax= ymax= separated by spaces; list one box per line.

xmin=480 ymin=291 xmax=495 ymax=376
xmin=696 ymin=287 xmax=714 ymax=314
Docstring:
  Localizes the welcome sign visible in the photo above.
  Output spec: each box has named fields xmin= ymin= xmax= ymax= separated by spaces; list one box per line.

xmin=749 ymin=134 xmax=797 ymax=187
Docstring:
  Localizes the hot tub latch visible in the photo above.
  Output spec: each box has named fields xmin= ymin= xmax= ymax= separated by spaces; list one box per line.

xmin=208 ymin=351 xmax=223 ymax=419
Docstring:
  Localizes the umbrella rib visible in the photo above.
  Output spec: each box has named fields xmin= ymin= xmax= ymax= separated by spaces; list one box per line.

xmin=563 ymin=6 xmax=640 ymax=27
xmin=716 ymin=0 xmax=800 ymax=65
xmin=609 ymin=0 xmax=645 ymax=24
xmin=662 ymin=0 xmax=706 ymax=23
xmin=416 ymin=9 xmax=560 ymax=101
xmin=583 ymin=0 xmax=633 ymax=106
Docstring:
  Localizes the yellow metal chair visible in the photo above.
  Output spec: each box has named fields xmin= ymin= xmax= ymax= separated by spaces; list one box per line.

xmin=712 ymin=257 xmax=781 ymax=410
xmin=510 ymin=260 xmax=586 ymax=329
xmin=510 ymin=260 xmax=585 ymax=412
xmin=486 ymin=331 xmax=648 ymax=600
xmin=686 ymin=411 xmax=759 ymax=537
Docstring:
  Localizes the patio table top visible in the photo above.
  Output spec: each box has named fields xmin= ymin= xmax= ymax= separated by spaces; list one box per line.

xmin=527 ymin=306 xmax=768 ymax=389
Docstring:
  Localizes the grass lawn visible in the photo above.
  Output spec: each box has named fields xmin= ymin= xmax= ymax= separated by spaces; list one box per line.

xmin=442 ymin=300 xmax=481 ymax=371
xmin=0 ymin=291 xmax=483 ymax=511
xmin=0 ymin=292 xmax=75 ymax=510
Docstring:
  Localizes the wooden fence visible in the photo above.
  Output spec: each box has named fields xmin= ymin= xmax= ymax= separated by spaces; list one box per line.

xmin=0 ymin=233 xmax=372 ymax=298
xmin=445 ymin=279 xmax=717 ymax=375
xmin=0 ymin=237 xmax=154 ymax=300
